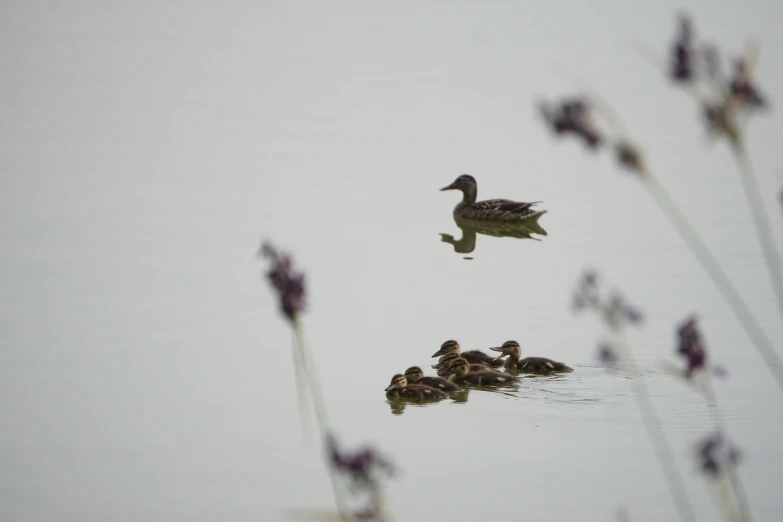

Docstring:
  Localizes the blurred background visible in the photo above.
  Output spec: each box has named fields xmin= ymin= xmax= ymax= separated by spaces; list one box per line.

xmin=1 ymin=1 xmax=782 ymax=521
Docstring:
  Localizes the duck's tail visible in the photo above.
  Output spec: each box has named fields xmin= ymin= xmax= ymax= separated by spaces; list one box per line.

xmin=520 ymin=210 xmax=548 ymax=236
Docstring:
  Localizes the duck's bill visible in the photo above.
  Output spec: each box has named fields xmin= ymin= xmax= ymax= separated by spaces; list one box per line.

xmin=488 ymin=346 xmax=504 ymax=352
xmin=431 ymin=349 xmax=445 ymax=357
xmin=384 ymin=383 xmax=395 ymax=392
xmin=436 ymin=368 xmax=449 ymax=377
xmin=439 ymin=182 xmax=457 ymax=191
xmin=432 ymin=360 xmax=445 ymax=369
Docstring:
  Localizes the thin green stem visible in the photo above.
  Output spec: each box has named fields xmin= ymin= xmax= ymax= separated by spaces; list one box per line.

xmin=291 ymin=330 xmax=313 ymax=444
xmin=617 ymin=330 xmax=699 ymax=522
xmin=700 ymin=376 xmax=754 ymax=522
xmin=642 ymin=175 xmax=783 ymax=393
xmin=292 ymin=320 xmax=348 ymax=520
xmin=708 ymin=480 xmax=742 ymax=522
xmin=731 ymin=148 xmax=783 ymax=328
xmin=293 ymin=321 xmax=331 ymax=430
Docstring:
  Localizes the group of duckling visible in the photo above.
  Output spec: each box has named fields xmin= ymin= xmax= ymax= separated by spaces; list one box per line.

xmin=385 ymin=340 xmax=573 ymax=401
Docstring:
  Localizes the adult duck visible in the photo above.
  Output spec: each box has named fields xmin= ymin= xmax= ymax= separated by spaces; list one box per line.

xmin=440 ymin=174 xmax=547 ymax=222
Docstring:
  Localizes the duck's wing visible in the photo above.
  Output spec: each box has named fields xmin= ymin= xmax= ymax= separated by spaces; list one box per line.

xmin=518 ymin=357 xmax=573 ymax=373
xmin=418 ymin=376 xmax=458 ymax=391
xmin=466 ymin=371 xmax=514 ymax=386
xmin=475 ymin=199 xmax=543 ymax=214
xmin=403 ymin=384 xmax=446 ymax=399
xmin=462 ymin=350 xmax=501 ymax=366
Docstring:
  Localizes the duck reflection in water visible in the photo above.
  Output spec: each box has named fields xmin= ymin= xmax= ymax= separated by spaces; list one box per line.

xmin=440 ymin=215 xmax=547 ymax=257
xmin=387 ymin=388 xmax=469 ymax=415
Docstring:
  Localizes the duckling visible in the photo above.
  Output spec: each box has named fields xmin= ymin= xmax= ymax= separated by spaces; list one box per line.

xmin=431 ymin=352 xmax=490 ymax=373
xmin=432 ymin=340 xmax=503 ymax=367
xmin=437 ymin=358 xmax=515 ymax=386
xmin=433 ymin=356 xmax=502 ymax=379
xmin=385 ymin=374 xmax=447 ymax=400
xmin=404 ymin=366 xmax=460 ymax=392
xmin=489 ymin=340 xmax=573 ymax=373
xmin=436 ymin=356 xmax=508 ymax=380
xmin=440 ymin=174 xmax=547 ymax=223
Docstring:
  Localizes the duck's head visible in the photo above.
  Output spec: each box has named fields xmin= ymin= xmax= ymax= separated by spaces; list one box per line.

xmin=440 ymin=174 xmax=477 ymax=193
xmin=385 ymin=374 xmax=407 ymax=392
xmin=404 ymin=366 xmax=425 ymax=383
xmin=432 ymin=352 xmax=459 ymax=370
xmin=438 ymin=357 xmax=469 ymax=378
xmin=432 ymin=339 xmax=460 ymax=358
xmin=489 ymin=340 xmax=521 ymax=361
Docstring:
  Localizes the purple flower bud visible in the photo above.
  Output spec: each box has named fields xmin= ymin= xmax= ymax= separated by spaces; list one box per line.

xmin=695 ymin=432 xmax=741 ymax=479
xmin=675 ymin=315 xmax=708 ymax=378
xmin=326 ymin=434 xmax=395 ymax=520
xmin=677 ymin=316 xmax=698 ymax=339
xmin=582 ymin=270 xmax=599 ymax=288
xmin=326 ymin=434 xmax=395 ymax=485
xmin=615 ymin=142 xmax=645 ymax=174
xmin=259 ymin=240 xmax=307 ymax=323
xmin=597 ymin=343 xmax=618 ymax=365
xmin=669 ymin=14 xmax=694 ymax=82
xmin=538 ymin=96 xmax=604 ymax=151
xmin=624 ymin=306 xmax=644 ymax=325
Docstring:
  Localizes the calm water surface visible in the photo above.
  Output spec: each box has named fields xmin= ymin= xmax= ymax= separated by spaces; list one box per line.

xmin=2 ymin=2 xmax=783 ymax=522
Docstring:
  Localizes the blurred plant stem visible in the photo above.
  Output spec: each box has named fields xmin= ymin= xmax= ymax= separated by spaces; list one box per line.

xmin=616 ymin=330 xmax=698 ymax=522
xmin=292 ymin=320 xmax=349 ymax=520
xmin=700 ymin=376 xmax=754 ymax=522
xmin=292 ymin=329 xmax=313 ymax=444
xmin=731 ymin=148 xmax=783 ymax=328
xmin=642 ymin=175 xmax=783 ymax=393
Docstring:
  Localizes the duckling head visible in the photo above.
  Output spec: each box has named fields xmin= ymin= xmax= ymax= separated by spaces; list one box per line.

xmin=489 ymin=340 xmax=521 ymax=362
xmin=385 ymin=374 xmax=407 ymax=392
xmin=404 ymin=366 xmax=424 ymax=383
xmin=440 ymin=174 xmax=477 ymax=193
xmin=431 ymin=339 xmax=460 ymax=358
xmin=431 ymin=352 xmax=459 ymax=370
xmin=444 ymin=357 xmax=470 ymax=378
xmin=437 ymin=356 xmax=470 ymax=378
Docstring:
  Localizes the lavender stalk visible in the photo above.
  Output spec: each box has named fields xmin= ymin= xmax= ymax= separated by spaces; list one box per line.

xmin=575 ymin=273 xmax=698 ymax=522
xmin=258 ymin=241 xmax=347 ymax=518
xmin=538 ymin=88 xmax=783 ymax=393
xmin=673 ymin=317 xmax=753 ymax=522
xmin=644 ymin=176 xmax=783 ymax=392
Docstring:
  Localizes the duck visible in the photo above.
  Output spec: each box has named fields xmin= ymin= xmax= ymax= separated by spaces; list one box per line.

xmin=404 ymin=366 xmax=460 ymax=392
xmin=385 ymin=374 xmax=448 ymax=400
xmin=437 ymin=358 xmax=515 ymax=386
xmin=440 ymin=174 xmax=547 ymax=223
xmin=489 ymin=340 xmax=573 ymax=374
xmin=432 ymin=339 xmax=504 ymax=367
xmin=431 ymin=352 xmax=490 ymax=373
xmin=436 ymin=356 xmax=508 ymax=379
